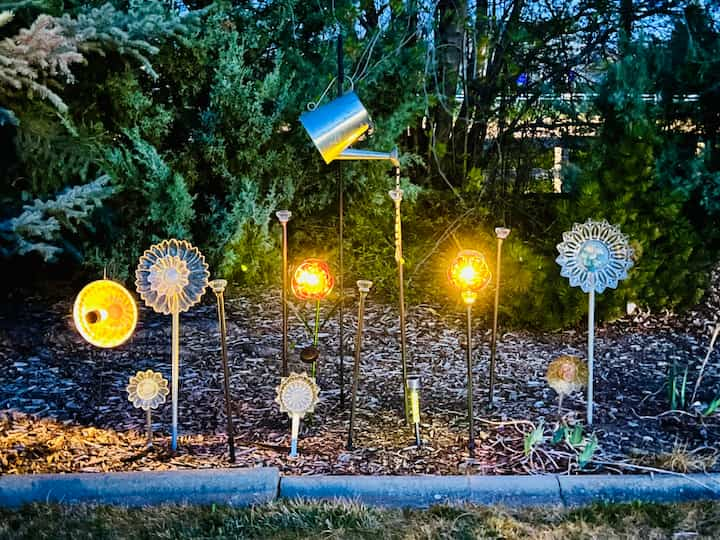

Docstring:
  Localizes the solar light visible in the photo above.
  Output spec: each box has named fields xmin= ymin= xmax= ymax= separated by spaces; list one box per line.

xmin=489 ymin=227 xmax=510 ymax=407
xmin=292 ymin=258 xmax=334 ymax=378
xmin=347 ymin=279 xmax=372 ymax=450
xmin=407 ymin=374 xmax=422 ymax=448
xmin=209 ymin=279 xmax=235 ymax=463
xmin=136 ymin=239 xmax=209 ymax=450
xmin=126 ymin=369 xmax=169 ymax=446
xmin=448 ymin=249 xmax=491 ymax=457
xmin=276 ymin=210 xmax=292 ymax=377
xmin=73 ymin=279 xmax=138 ymax=348
xmin=556 ymin=220 xmax=633 ymax=425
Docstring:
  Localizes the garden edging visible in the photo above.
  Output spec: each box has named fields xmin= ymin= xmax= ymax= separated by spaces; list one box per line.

xmin=2 ymin=470 xmax=720 ymax=508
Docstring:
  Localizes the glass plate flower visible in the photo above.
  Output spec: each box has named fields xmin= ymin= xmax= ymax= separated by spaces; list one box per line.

xmin=275 ymin=372 xmax=320 ymax=417
xmin=556 ymin=219 xmax=634 ymax=294
xmin=73 ymin=279 xmax=138 ymax=348
xmin=126 ymin=369 xmax=169 ymax=410
xmin=136 ymin=239 xmax=209 ymax=314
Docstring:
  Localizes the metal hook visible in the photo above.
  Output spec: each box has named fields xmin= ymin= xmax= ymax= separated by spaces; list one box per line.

xmin=306 ymin=76 xmax=355 ymax=111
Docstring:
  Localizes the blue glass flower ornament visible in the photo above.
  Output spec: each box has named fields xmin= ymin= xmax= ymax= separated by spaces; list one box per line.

xmin=556 ymin=219 xmax=634 ymax=294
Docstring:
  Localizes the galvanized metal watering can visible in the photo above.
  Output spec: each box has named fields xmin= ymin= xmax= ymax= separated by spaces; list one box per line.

xmin=300 ymin=91 xmax=399 ymax=167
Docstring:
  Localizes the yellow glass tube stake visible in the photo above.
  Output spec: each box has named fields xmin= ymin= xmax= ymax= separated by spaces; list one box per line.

xmin=407 ymin=375 xmax=421 ymax=448
xmin=171 ymin=295 xmax=180 ymax=450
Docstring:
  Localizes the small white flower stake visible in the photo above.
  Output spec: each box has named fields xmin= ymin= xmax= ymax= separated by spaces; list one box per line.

xmin=556 ymin=219 xmax=634 ymax=424
xmin=126 ymin=369 xmax=169 ymax=446
xmin=275 ymin=373 xmax=320 ymax=457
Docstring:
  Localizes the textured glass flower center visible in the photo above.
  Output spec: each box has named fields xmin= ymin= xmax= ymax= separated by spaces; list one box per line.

xmin=136 ymin=378 xmax=159 ymax=400
xmin=148 ymin=256 xmax=190 ymax=298
xmin=577 ymin=240 xmax=610 ymax=272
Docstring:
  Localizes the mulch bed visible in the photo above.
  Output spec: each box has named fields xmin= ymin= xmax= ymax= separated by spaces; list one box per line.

xmin=1 ymin=273 xmax=720 ymax=476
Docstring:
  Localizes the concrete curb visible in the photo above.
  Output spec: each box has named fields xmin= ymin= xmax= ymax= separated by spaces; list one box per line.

xmin=281 ymin=475 xmax=562 ymax=507
xmin=557 ymin=474 xmax=720 ymax=507
xmin=2 ymin=471 xmax=720 ymax=508
xmin=0 ymin=468 xmax=279 ymax=508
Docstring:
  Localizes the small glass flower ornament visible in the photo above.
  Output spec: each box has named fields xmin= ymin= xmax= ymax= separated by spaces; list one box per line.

xmin=126 ymin=369 xmax=169 ymax=446
xmin=73 ymin=280 xmax=138 ymax=348
xmin=291 ymin=258 xmax=334 ymax=301
xmin=556 ymin=219 xmax=634 ymax=294
xmin=556 ymin=219 xmax=634 ymax=425
xmin=136 ymin=239 xmax=209 ymax=450
xmin=127 ymin=369 xmax=170 ymax=410
xmin=546 ymin=355 xmax=588 ymax=415
xmin=275 ymin=372 xmax=320 ymax=458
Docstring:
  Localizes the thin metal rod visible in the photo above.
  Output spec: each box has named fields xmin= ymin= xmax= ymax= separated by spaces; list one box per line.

xmin=466 ymin=304 xmax=475 ymax=456
xmin=146 ymin=408 xmax=152 ymax=447
xmin=281 ymin=220 xmax=289 ymax=377
xmin=347 ymin=289 xmax=368 ymax=450
xmin=489 ymin=236 xmax=504 ymax=407
xmin=587 ymin=287 xmax=595 ymax=425
xmin=171 ymin=301 xmax=179 ymax=450
xmin=337 ymin=34 xmax=345 ymax=409
xmin=214 ymin=287 xmax=236 ymax=462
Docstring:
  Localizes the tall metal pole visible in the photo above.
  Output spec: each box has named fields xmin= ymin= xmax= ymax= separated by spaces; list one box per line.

xmin=587 ymin=286 xmax=595 ymax=426
xmin=466 ymin=304 xmax=475 ymax=457
xmin=390 ymin=169 xmax=409 ymax=424
xmin=276 ymin=211 xmax=291 ymax=377
xmin=337 ymin=34 xmax=346 ymax=408
xmin=210 ymin=279 xmax=236 ymax=463
xmin=347 ymin=280 xmax=372 ymax=450
xmin=489 ymin=227 xmax=510 ymax=407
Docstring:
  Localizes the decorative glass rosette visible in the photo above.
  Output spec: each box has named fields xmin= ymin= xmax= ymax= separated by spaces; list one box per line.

xmin=276 ymin=373 xmax=320 ymax=416
xmin=73 ymin=279 xmax=138 ymax=348
xmin=126 ymin=369 xmax=169 ymax=411
xmin=555 ymin=220 xmax=634 ymax=294
xmin=275 ymin=372 xmax=320 ymax=458
xmin=136 ymin=239 xmax=209 ymax=314
xmin=291 ymin=259 xmax=334 ymax=301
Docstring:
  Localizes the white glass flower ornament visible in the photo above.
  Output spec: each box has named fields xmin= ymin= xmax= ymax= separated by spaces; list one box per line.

xmin=136 ymin=239 xmax=209 ymax=314
xmin=555 ymin=219 xmax=634 ymax=294
xmin=126 ymin=369 xmax=169 ymax=411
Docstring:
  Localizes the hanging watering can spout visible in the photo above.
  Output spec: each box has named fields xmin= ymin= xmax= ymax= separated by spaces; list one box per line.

xmin=299 ymin=91 xmax=373 ymax=164
xmin=336 ymin=146 xmax=400 ymax=168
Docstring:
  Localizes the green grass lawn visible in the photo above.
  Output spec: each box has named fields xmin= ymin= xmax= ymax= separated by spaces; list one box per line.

xmin=1 ymin=499 xmax=719 ymax=539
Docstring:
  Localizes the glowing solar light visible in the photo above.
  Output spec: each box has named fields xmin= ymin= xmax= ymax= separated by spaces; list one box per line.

xmin=292 ymin=259 xmax=334 ymax=301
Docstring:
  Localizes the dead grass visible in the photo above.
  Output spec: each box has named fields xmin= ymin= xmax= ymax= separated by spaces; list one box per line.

xmin=1 ymin=499 xmax=720 ymax=539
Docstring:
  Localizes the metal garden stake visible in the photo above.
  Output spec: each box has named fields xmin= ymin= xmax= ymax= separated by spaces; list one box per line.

xmin=347 ymin=280 xmax=372 ymax=450
xmin=210 ymin=279 xmax=236 ymax=463
xmin=556 ymin=220 xmax=633 ymax=425
xmin=489 ymin=227 xmax=510 ymax=407
xmin=276 ymin=210 xmax=292 ymax=377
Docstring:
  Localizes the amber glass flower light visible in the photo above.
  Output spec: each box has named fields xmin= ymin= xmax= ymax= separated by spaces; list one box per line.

xmin=291 ymin=259 xmax=334 ymax=301
xmin=73 ymin=280 xmax=138 ymax=348
xmin=448 ymin=249 xmax=491 ymax=304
